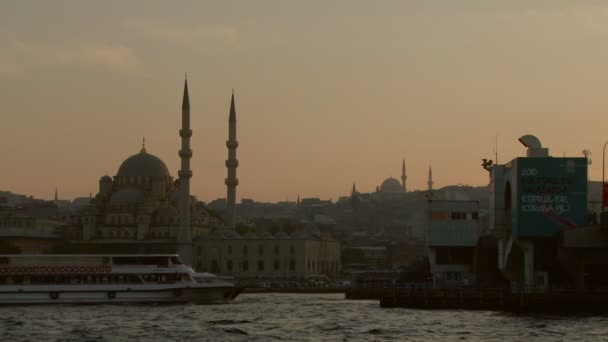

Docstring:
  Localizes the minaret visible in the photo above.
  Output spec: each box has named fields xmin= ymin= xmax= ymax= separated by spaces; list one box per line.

xmin=427 ymin=164 xmax=434 ymax=192
xmin=54 ymin=188 xmax=58 ymax=201
xmin=177 ymin=77 xmax=193 ymax=264
xmin=224 ymin=91 xmax=239 ymax=229
xmin=401 ymin=159 xmax=407 ymax=192
xmin=351 ymin=181 xmax=357 ymax=196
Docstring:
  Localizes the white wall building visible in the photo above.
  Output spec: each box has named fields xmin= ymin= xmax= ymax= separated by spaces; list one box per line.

xmin=194 ymin=228 xmax=341 ymax=281
xmin=427 ymin=200 xmax=480 ymax=288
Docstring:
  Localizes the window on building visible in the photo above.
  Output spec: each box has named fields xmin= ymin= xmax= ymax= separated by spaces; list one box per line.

xmin=258 ymin=260 xmax=264 ymax=271
xmin=258 ymin=245 xmax=264 ymax=256
xmin=451 ymin=212 xmax=466 ymax=220
xmin=446 ymin=271 xmax=462 ymax=281
xmin=242 ymin=260 xmax=249 ymax=271
xmin=274 ymin=245 xmax=280 ymax=256
xmin=227 ymin=245 xmax=232 ymax=255
xmin=289 ymin=260 xmax=296 ymax=271
xmin=243 ymin=246 xmax=248 ymax=255
xmin=274 ymin=260 xmax=280 ymax=271
xmin=227 ymin=260 xmax=233 ymax=271
xmin=290 ymin=245 xmax=295 ymax=255
xmin=211 ymin=260 xmax=219 ymax=273
xmin=472 ymin=212 xmax=479 ymax=220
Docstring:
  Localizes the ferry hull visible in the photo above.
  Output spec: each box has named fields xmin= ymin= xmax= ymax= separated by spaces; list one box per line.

xmin=0 ymin=286 xmax=242 ymax=305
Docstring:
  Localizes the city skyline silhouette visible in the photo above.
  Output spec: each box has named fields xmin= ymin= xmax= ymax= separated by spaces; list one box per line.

xmin=1 ymin=1 xmax=606 ymax=202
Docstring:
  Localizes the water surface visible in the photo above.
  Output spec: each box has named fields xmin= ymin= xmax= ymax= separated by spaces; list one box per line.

xmin=2 ymin=293 xmax=608 ymax=341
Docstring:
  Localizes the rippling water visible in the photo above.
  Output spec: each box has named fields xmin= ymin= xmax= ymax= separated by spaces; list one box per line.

xmin=3 ymin=293 xmax=608 ymax=341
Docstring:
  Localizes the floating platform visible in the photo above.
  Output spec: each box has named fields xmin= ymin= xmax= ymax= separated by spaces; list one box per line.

xmin=243 ymin=287 xmax=346 ymax=294
xmin=379 ymin=289 xmax=608 ymax=313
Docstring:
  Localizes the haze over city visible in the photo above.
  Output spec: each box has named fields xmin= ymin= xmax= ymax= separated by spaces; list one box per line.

xmin=2 ymin=1 xmax=607 ymax=202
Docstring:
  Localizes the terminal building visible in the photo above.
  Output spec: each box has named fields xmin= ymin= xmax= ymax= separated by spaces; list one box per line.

xmin=424 ymin=134 xmax=608 ymax=293
xmin=489 ymin=135 xmax=588 ymax=292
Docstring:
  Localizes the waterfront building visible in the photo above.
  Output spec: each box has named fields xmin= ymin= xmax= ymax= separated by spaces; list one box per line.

xmin=426 ymin=200 xmax=480 ymax=287
xmin=0 ymin=209 xmax=65 ymax=253
xmin=194 ymin=226 xmax=341 ymax=281
xmin=489 ymin=135 xmax=588 ymax=292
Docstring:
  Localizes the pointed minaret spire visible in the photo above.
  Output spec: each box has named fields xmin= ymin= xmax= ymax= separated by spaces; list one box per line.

xmin=225 ymin=90 xmax=239 ymax=230
xmin=178 ymin=76 xmax=193 ymax=265
xmin=351 ymin=181 xmax=357 ymax=196
xmin=401 ymin=158 xmax=407 ymax=192
xmin=54 ymin=188 xmax=58 ymax=201
xmin=229 ymin=90 xmax=236 ymax=123
xmin=141 ymin=136 xmax=146 ymax=153
xmin=182 ymin=77 xmax=190 ymax=111
xmin=427 ymin=164 xmax=434 ymax=192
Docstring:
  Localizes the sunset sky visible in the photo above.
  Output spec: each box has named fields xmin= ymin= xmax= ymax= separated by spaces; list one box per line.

xmin=1 ymin=1 xmax=607 ymax=202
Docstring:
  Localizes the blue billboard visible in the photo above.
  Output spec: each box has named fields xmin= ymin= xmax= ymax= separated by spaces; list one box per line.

xmin=515 ymin=157 xmax=587 ymax=237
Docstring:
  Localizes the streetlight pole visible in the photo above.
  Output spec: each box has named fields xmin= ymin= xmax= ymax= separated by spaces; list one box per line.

xmin=603 ymin=140 xmax=608 ymax=210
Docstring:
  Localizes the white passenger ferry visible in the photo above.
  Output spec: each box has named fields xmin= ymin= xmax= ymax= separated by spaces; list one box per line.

xmin=0 ymin=254 xmax=242 ymax=304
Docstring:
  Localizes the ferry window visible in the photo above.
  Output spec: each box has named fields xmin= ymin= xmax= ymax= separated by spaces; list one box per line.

xmin=0 ymin=257 xmax=8 ymax=265
xmin=114 ymin=257 xmax=137 ymax=265
xmin=139 ymin=257 xmax=169 ymax=266
xmin=472 ymin=212 xmax=479 ymax=220
xmin=258 ymin=260 xmax=264 ymax=271
xmin=170 ymin=256 xmax=183 ymax=265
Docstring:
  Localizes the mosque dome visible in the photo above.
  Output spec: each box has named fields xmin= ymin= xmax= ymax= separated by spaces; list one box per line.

xmin=379 ymin=177 xmax=403 ymax=193
xmin=109 ymin=187 xmax=145 ymax=205
xmin=116 ymin=150 xmax=170 ymax=179
xmin=100 ymin=175 xmax=112 ymax=182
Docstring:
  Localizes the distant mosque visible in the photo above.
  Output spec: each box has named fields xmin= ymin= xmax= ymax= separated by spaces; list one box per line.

xmin=351 ymin=159 xmax=434 ymax=198
xmin=375 ymin=158 xmax=408 ymax=194
xmin=69 ymin=78 xmax=239 ymax=264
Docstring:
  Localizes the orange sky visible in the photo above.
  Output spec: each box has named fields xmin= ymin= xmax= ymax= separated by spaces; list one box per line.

xmin=1 ymin=1 xmax=607 ymax=202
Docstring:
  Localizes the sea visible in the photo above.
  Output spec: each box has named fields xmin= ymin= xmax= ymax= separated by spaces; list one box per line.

xmin=2 ymin=293 xmax=608 ymax=341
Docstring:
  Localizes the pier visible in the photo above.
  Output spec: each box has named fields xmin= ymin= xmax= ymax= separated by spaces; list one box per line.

xmin=378 ymin=288 xmax=608 ymax=313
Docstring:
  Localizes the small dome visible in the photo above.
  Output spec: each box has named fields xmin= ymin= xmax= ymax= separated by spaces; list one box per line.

xmin=100 ymin=175 xmax=112 ymax=183
xmin=379 ymin=178 xmax=403 ymax=193
xmin=109 ymin=187 xmax=145 ymax=205
xmin=116 ymin=150 xmax=170 ymax=179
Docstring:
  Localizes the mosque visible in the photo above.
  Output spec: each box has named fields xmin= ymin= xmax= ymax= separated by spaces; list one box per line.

xmin=68 ymin=79 xmax=218 ymax=263
xmin=350 ymin=158 xmax=434 ymax=198
xmin=376 ymin=159 xmax=408 ymax=194
xmin=66 ymin=78 xmax=341 ymax=280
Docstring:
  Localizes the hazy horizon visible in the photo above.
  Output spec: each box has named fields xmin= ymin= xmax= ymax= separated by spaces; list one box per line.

xmin=2 ymin=1 xmax=607 ymax=202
